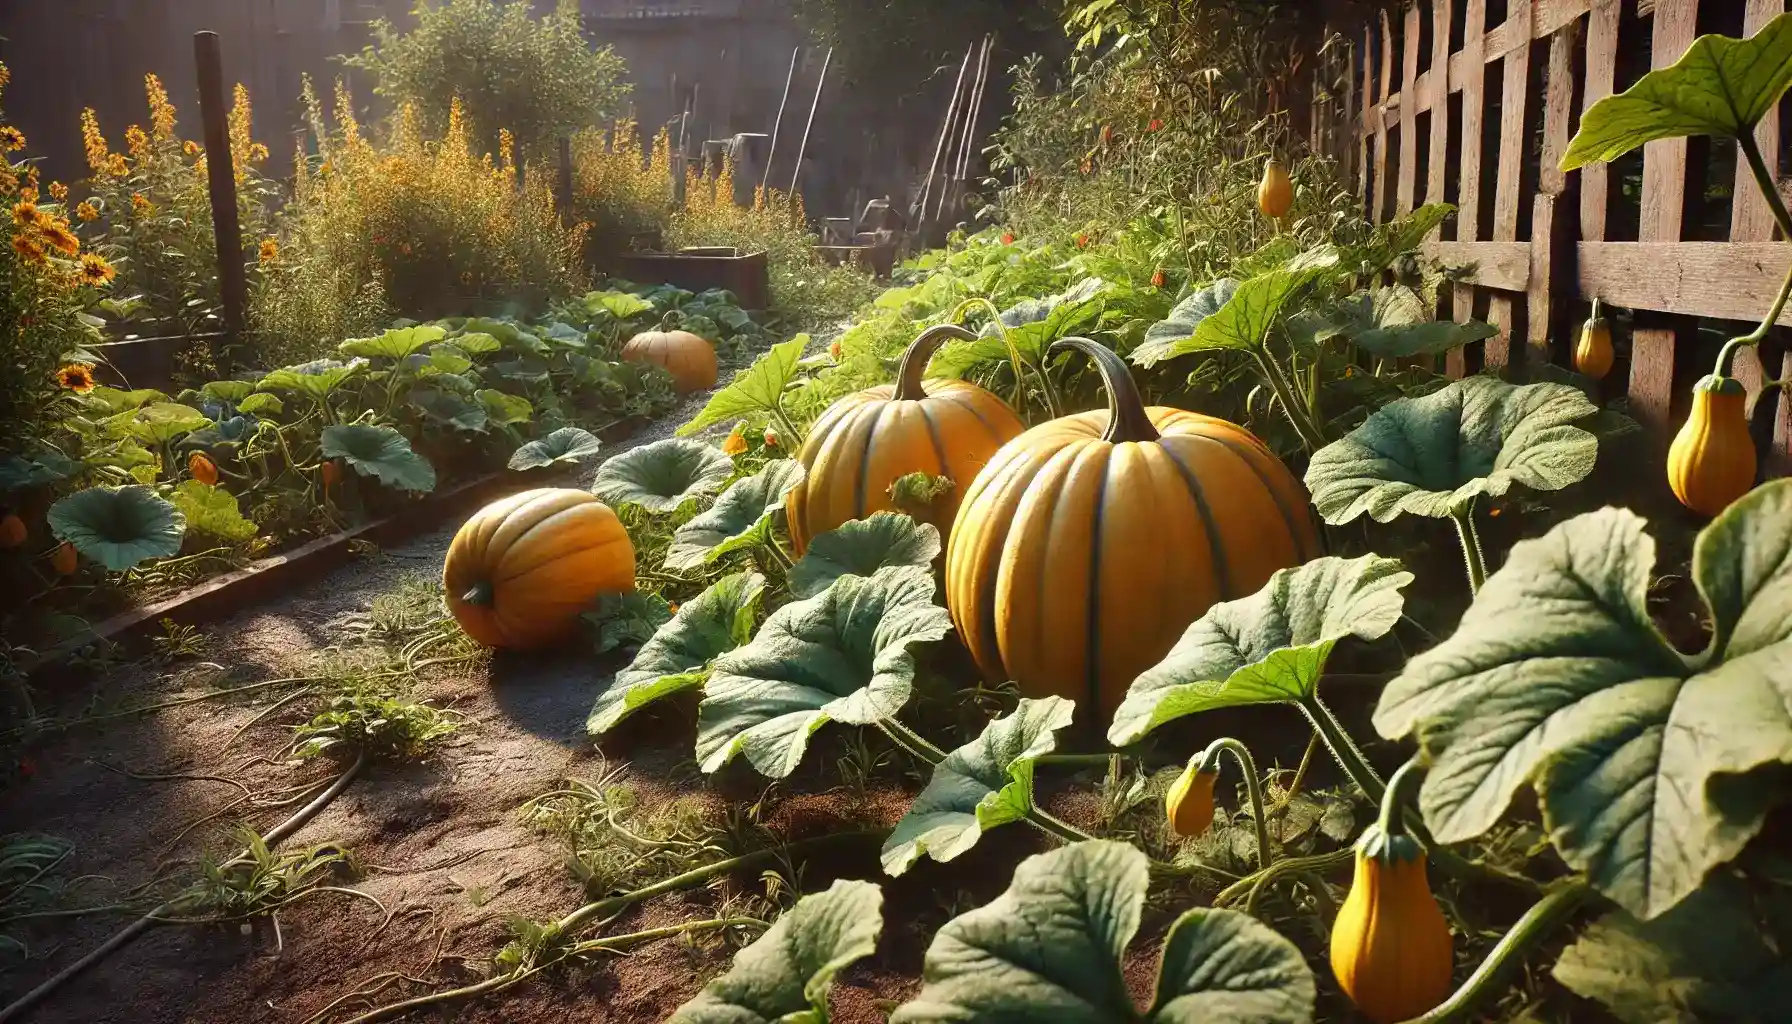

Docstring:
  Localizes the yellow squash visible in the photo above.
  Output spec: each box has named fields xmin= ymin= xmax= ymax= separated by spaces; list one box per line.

xmin=786 ymin=324 xmax=1025 ymax=553
xmin=1573 ymin=298 xmax=1613 ymax=380
xmin=1165 ymin=757 xmax=1217 ymax=837
xmin=443 ymin=488 xmax=636 ymax=650
xmin=621 ymin=326 xmax=718 ymax=394
xmin=1258 ymin=158 xmax=1293 ymax=219
xmin=944 ymin=337 xmax=1319 ymax=724
xmin=1667 ymin=373 xmax=1757 ymax=517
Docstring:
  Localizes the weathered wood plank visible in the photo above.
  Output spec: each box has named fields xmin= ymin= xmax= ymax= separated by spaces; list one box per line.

xmin=1579 ymin=0 xmax=1620 ymax=241
xmin=1731 ymin=0 xmax=1784 ymax=243
xmin=1373 ymin=9 xmax=1393 ymax=222
xmin=1450 ymin=0 xmax=1490 ymax=379
xmin=1398 ymin=3 xmax=1421 ymax=214
xmin=1485 ymin=11 xmax=1532 ymax=370
xmin=1774 ymin=350 xmax=1792 ymax=476
xmin=1359 ymin=25 xmax=1373 ymax=202
xmin=1578 ymin=243 xmax=1792 ymax=329
xmin=1424 ymin=240 xmax=1532 ymax=291
xmin=1528 ymin=23 xmax=1580 ymax=368
xmin=1630 ymin=0 xmax=1700 ymax=437
xmin=1426 ymin=0 xmax=1453 ymax=220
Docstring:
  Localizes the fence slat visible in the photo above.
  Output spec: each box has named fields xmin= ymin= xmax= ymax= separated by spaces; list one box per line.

xmin=1426 ymin=0 xmax=1453 ymax=218
xmin=1485 ymin=8 xmax=1533 ymax=371
xmin=1579 ymin=0 xmax=1619 ymax=241
xmin=1449 ymin=0 xmax=1490 ymax=379
xmin=1398 ymin=3 xmax=1422 ymax=214
xmin=1527 ymin=21 xmax=1580 ymax=369
xmin=1360 ymin=25 xmax=1375 ymax=203
xmin=1730 ymin=0 xmax=1785 ymax=470
xmin=1630 ymin=0 xmax=1700 ymax=437
xmin=1373 ymin=10 xmax=1394 ymax=221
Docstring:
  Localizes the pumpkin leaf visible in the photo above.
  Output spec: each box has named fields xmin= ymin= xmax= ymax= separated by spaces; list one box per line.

xmin=1141 ymin=258 xmax=1334 ymax=361
xmin=882 ymin=696 xmax=1076 ymax=876
xmin=788 ymin=512 xmax=942 ymax=599
xmin=1551 ymin=873 xmax=1792 ymax=1023
xmin=236 ymin=393 xmax=282 ymax=416
xmin=407 ymin=389 xmax=488 ymax=432
xmin=589 ymin=572 xmax=766 ymax=734
xmin=1109 ymin=555 xmax=1413 ymax=746
xmin=696 ymin=565 xmax=952 ymax=778
xmin=664 ymin=460 xmax=807 ymax=571
xmin=320 ymin=424 xmax=436 ymax=493
xmin=890 ymin=841 xmax=1315 ymax=1024
xmin=450 ymin=331 xmax=502 ymax=355
xmin=584 ymin=590 xmax=674 ymax=655
xmin=0 ymin=451 xmax=83 ymax=492
xmin=476 ymin=389 xmax=533 ymax=426
xmin=667 ymin=879 xmax=883 ymax=1024
xmin=109 ymin=403 xmax=210 ymax=445
xmin=933 ymin=278 xmax=1108 ymax=376
xmin=1352 ymin=318 xmax=1500 ymax=358
xmin=591 ymin=438 xmax=733 ymax=513
xmin=258 ymin=358 xmax=364 ymax=402
xmin=414 ymin=348 xmax=474 ymax=376
xmin=677 ymin=335 xmax=809 ymax=437
xmin=338 ymin=324 xmax=446 ymax=360
xmin=168 ymin=480 xmax=257 ymax=544
xmin=1562 ymin=13 xmax=1792 ymax=170
xmin=83 ymin=386 xmax=167 ymax=414
xmin=1133 ymin=279 xmax=1240 ymax=367
xmin=48 ymin=485 xmax=187 ymax=571
xmin=199 ymin=380 xmax=255 ymax=404
xmin=583 ymin=290 xmax=656 ymax=321
xmin=1373 ymin=480 xmax=1792 ymax=920
xmin=1304 ymin=375 xmax=1600 ymax=523
xmin=509 ymin=427 xmax=603 ymax=470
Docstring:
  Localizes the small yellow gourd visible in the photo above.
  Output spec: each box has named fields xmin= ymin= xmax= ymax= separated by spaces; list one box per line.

xmin=1331 ymin=762 xmax=1454 ymax=1024
xmin=1165 ymin=757 xmax=1217 ymax=838
xmin=1667 ymin=372 xmax=1757 ymax=517
xmin=1258 ymin=158 xmax=1293 ymax=219
xmin=1573 ymin=298 xmax=1613 ymax=380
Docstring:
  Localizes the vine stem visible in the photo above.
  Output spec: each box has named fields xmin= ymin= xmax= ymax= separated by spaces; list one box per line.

xmin=948 ymin=296 xmax=1061 ymax=418
xmin=1253 ymin=351 xmax=1327 ymax=451
xmin=1449 ymin=501 xmax=1487 ymax=596
xmin=769 ymin=400 xmax=804 ymax=451
xmin=1713 ymin=132 xmax=1792 ymax=379
xmin=876 ymin=718 xmax=1096 ymax=847
xmin=1195 ymin=738 xmax=1272 ymax=873
xmin=1295 ymin=694 xmax=1385 ymax=803
xmin=1399 ymin=883 xmax=1595 ymax=1024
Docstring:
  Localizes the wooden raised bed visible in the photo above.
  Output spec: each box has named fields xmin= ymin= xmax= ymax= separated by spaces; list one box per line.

xmin=611 ymin=247 xmax=771 ymax=310
xmin=813 ymin=243 xmax=897 ymax=279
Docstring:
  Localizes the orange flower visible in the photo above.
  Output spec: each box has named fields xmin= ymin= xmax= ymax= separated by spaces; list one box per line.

xmin=183 ymin=139 xmax=201 ymax=157
xmin=1147 ymin=118 xmax=1165 ymax=132
xmin=1151 ymin=268 xmax=1166 ymax=289
xmin=130 ymin=193 xmax=153 ymax=216
xmin=105 ymin=154 xmax=128 ymax=177
xmin=77 ymin=252 xmax=115 ymax=286
xmin=75 ymin=201 xmax=99 ymax=221
xmin=40 ymin=220 xmax=80 ymax=256
xmin=10 ymin=200 xmax=39 ymax=227
xmin=828 ymin=339 xmax=843 ymax=361
xmin=1075 ymin=233 xmax=1089 ymax=249
xmin=124 ymin=125 xmax=149 ymax=156
xmin=48 ymin=181 xmax=67 ymax=201
xmin=0 ymin=125 xmax=24 ymax=152
xmin=258 ymin=238 xmax=279 ymax=265
xmin=11 ymin=232 xmax=45 ymax=263
xmin=722 ymin=424 xmax=749 ymax=456
xmin=1001 ymin=232 xmax=1015 ymax=244
xmin=56 ymin=363 xmax=97 ymax=393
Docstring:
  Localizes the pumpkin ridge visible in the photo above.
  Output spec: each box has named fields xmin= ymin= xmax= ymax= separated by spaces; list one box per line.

xmin=944 ymin=386 xmax=1015 ymax=447
xmin=468 ymin=488 xmax=547 ymax=553
xmin=1084 ymin=447 xmax=1113 ymax=719
xmin=917 ymin=402 xmax=952 ymax=484
xmin=485 ymin=491 xmax=598 ymax=562
xmin=1016 ymin=443 xmax=1089 ymax=691
xmin=1201 ymin=432 xmax=1315 ymax=560
xmin=853 ymin=401 xmax=892 ymax=522
xmin=1157 ymin=441 xmax=1236 ymax=598
xmin=494 ymin=510 xmax=627 ymax=583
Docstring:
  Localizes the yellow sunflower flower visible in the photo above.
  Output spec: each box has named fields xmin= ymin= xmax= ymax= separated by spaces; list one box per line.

xmin=10 ymin=200 xmax=39 ymax=227
xmin=56 ymin=363 xmax=97 ymax=393
xmin=48 ymin=181 xmax=67 ymax=201
xmin=183 ymin=139 xmax=201 ymax=157
xmin=40 ymin=221 xmax=80 ymax=256
xmin=0 ymin=126 xmax=24 ymax=152
xmin=258 ymin=238 xmax=278 ymax=265
xmin=75 ymin=201 xmax=99 ymax=221
xmin=77 ymin=252 xmax=115 ymax=286
xmin=12 ymin=232 xmax=46 ymax=263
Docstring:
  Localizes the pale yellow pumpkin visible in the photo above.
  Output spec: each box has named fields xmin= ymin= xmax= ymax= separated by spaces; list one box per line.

xmin=622 ymin=328 xmax=718 ymax=394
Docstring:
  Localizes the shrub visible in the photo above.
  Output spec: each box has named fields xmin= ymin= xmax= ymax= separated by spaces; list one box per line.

xmin=568 ymin=118 xmax=674 ymax=257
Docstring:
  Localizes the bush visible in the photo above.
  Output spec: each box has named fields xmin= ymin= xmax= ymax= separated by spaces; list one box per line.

xmin=251 ymin=79 xmax=587 ymax=366
xmin=343 ymin=0 xmax=630 ymax=155
xmin=568 ymin=119 xmax=674 ymax=257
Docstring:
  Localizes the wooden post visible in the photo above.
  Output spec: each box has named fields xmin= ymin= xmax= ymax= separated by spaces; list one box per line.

xmin=788 ymin=47 xmax=833 ymax=203
xmin=1396 ymin=4 xmax=1420 ymax=216
xmin=1732 ymin=0 xmax=1787 ymax=472
xmin=1371 ymin=10 xmax=1392 ymax=222
xmin=1527 ymin=20 xmax=1581 ymax=375
xmin=194 ymin=31 xmax=248 ymax=368
xmin=1484 ymin=4 xmax=1532 ymax=372
xmin=919 ymin=44 xmax=976 ymax=226
xmin=760 ymin=47 xmax=802 ymax=195
xmin=1449 ymin=0 xmax=1488 ymax=379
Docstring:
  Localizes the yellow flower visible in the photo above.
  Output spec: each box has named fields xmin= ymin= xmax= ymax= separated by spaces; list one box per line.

xmin=106 ymin=154 xmax=129 ymax=178
xmin=258 ymin=238 xmax=278 ymax=265
xmin=75 ymin=201 xmax=99 ymax=221
xmin=56 ymin=363 xmax=97 ymax=393
xmin=39 ymin=220 xmax=80 ymax=256
xmin=77 ymin=252 xmax=115 ymax=286
xmin=81 ymin=109 xmax=110 ymax=172
xmin=0 ymin=126 xmax=24 ymax=152
xmin=130 ymin=193 xmax=153 ymax=216
xmin=183 ymin=139 xmax=201 ymax=157
xmin=722 ymin=424 xmax=749 ymax=456
xmin=18 ymin=186 xmax=36 ymax=204
xmin=48 ymin=181 xmax=67 ymax=201
xmin=124 ymin=125 xmax=149 ymax=157
xmin=248 ymin=142 xmax=269 ymax=163
xmin=145 ymin=73 xmax=176 ymax=139
xmin=10 ymin=201 xmax=39 ymax=227
xmin=11 ymin=232 xmax=46 ymax=263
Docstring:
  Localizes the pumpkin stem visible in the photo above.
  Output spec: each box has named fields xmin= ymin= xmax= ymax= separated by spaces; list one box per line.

xmin=1196 ymin=737 xmax=1272 ymax=873
xmin=1406 ymin=883 xmax=1594 ymax=1024
xmin=1587 ymin=296 xmax=1602 ymax=324
xmin=1376 ymin=758 xmax=1427 ymax=840
xmin=1048 ymin=336 xmax=1160 ymax=443
xmin=894 ymin=324 xmax=978 ymax=401
xmin=462 ymin=581 xmax=494 ymax=606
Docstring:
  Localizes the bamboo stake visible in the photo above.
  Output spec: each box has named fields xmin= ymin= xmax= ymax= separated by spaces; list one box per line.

xmin=943 ymin=35 xmax=994 ymax=222
xmin=761 ymin=47 xmax=801 ymax=193
xmin=787 ymin=46 xmax=834 ymax=202
xmin=916 ymin=43 xmax=975 ymax=227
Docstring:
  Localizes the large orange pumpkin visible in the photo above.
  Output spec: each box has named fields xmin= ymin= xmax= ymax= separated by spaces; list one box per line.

xmin=785 ymin=324 xmax=1025 ymax=553
xmin=444 ymin=488 xmax=636 ymax=649
xmin=945 ymin=337 xmax=1320 ymax=724
xmin=621 ymin=325 xmax=718 ymax=394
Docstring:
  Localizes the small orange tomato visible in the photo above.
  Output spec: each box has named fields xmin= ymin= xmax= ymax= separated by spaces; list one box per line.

xmin=1001 ymin=232 xmax=1015 ymax=245
xmin=188 ymin=451 xmax=220 ymax=486
xmin=0 ymin=513 xmax=25 ymax=548
xmin=763 ymin=425 xmax=780 ymax=449
xmin=50 ymin=541 xmax=77 ymax=575
xmin=1151 ymin=268 xmax=1166 ymax=289
xmin=828 ymin=339 xmax=843 ymax=361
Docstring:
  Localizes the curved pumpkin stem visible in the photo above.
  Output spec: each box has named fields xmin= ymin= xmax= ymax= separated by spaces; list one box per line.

xmin=894 ymin=323 xmax=978 ymax=401
xmin=462 ymin=581 xmax=493 ymax=606
xmin=1047 ymin=336 xmax=1160 ymax=444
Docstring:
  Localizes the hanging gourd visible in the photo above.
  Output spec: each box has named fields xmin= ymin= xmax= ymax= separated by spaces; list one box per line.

xmin=188 ymin=452 xmax=220 ymax=486
xmin=1331 ymin=762 xmax=1455 ymax=1023
xmin=1667 ymin=370 xmax=1757 ymax=517
xmin=0 ymin=513 xmax=25 ymax=549
xmin=443 ymin=488 xmax=636 ymax=650
xmin=785 ymin=324 xmax=1025 ymax=553
xmin=50 ymin=541 xmax=78 ymax=576
xmin=622 ymin=314 xmax=718 ymax=394
xmin=1258 ymin=158 xmax=1294 ymax=219
xmin=945 ymin=338 xmax=1319 ymax=723
xmin=1573 ymin=298 xmax=1613 ymax=380
xmin=1164 ymin=756 xmax=1217 ymax=837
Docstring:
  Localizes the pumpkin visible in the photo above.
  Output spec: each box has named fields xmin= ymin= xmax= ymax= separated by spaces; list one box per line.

xmin=621 ymin=319 xmax=718 ymax=394
xmin=945 ymin=337 xmax=1319 ymax=723
xmin=1573 ymin=298 xmax=1613 ymax=380
xmin=1667 ymin=372 xmax=1757 ymax=517
xmin=785 ymin=324 xmax=1025 ymax=553
xmin=443 ymin=488 xmax=636 ymax=650
xmin=1165 ymin=756 xmax=1217 ymax=837
xmin=0 ymin=513 xmax=25 ymax=548
xmin=1258 ymin=158 xmax=1294 ymax=219
xmin=321 ymin=460 xmax=342 ymax=488
xmin=50 ymin=541 xmax=77 ymax=576
xmin=1331 ymin=765 xmax=1454 ymax=1023
xmin=188 ymin=452 xmax=220 ymax=486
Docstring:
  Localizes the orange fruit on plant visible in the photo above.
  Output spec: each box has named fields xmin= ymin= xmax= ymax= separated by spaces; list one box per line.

xmin=1258 ymin=158 xmax=1294 ymax=218
xmin=443 ymin=488 xmax=636 ymax=650
xmin=188 ymin=451 xmax=220 ymax=486
xmin=1573 ymin=298 xmax=1613 ymax=380
xmin=945 ymin=337 xmax=1319 ymax=724
xmin=50 ymin=541 xmax=78 ymax=575
xmin=0 ymin=513 xmax=25 ymax=548
xmin=786 ymin=324 xmax=1025 ymax=554
xmin=621 ymin=325 xmax=718 ymax=394
xmin=1667 ymin=373 xmax=1757 ymax=517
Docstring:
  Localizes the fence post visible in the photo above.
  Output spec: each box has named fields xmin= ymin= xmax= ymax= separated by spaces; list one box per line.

xmin=193 ymin=31 xmax=249 ymax=369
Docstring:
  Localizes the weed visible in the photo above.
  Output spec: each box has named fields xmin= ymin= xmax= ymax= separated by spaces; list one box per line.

xmin=149 ymin=618 xmax=207 ymax=663
xmin=523 ymin=764 xmax=727 ymax=897
xmin=292 ymin=689 xmax=460 ymax=761
xmin=183 ymin=827 xmax=359 ymax=921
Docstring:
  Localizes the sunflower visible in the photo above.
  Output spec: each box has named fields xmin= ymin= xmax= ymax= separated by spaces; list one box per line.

xmin=10 ymin=200 xmax=39 ymax=227
xmin=75 ymin=201 xmax=99 ymax=222
xmin=258 ymin=238 xmax=278 ymax=265
xmin=183 ymin=139 xmax=201 ymax=157
xmin=40 ymin=220 xmax=80 ymax=256
xmin=56 ymin=363 xmax=97 ymax=393
xmin=48 ymin=181 xmax=68 ymax=201
xmin=11 ymin=232 xmax=45 ymax=263
xmin=0 ymin=126 xmax=24 ymax=152
xmin=77 ymin=252 xmax=116 ymax=286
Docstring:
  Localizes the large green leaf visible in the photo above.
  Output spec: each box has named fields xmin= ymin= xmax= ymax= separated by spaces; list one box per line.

xmin=48 ymin=485 xmax=187 ymax=571
xmin=168 ymin=480 xmax=257 ymax=544
xmin=1109 ymin=556 xmax=1412 ymax=746
xmin=258 ymin=359 xmax=364 ymax=402
xmin=320 ymin=424 xmax=436 ymax=493
xmin=338 ymin=324 xmax=446 ymax=360
xmin=236 ymin=393 xmax=283 ymax=417
xmin=787 ymin=512 xmax=942 ymax=599
xmin=1304 ymin=375 xmax=1599 ymax=522
xmin=1373 ymin=481 xmax=1792 ymax=920
xmin=667 ymin=879 xmax=884 ymax=1024
xmin=590 ymin=438 xmax=733 ymax=513
xmin=476 ymin=389 xmax=533 ymax=426
xmin=450 ymin=331 xmax=502 ymax=355
xmin=408 ymin=389 xmax=488 ymax=432
xmin=199 ymin=380 xmax=255 ymax=405
xmin=83 ymin=386 xmax=167 ymax=415
xmin=589 ymin=572 xmax=765 ymax=734
xmin=1142 ymin=259 xmax=1334 ymax=361
xmin=108 ymin=403 xmax=210 ymax=445
xmin=0 ymin=451 xmax=83 ymax=492
xmin=1552 ymin=873 xmax=1792 ymax=1022
xmin=583 ymin=290 xmax=656 ymax=321
xmin=696 ymin=565 xmax=953 ymax=778
xmin=508 ymin=426 xmax=602 ymax=471
xmin=1353 ymin=318 xmax=1500 ymax=358
xmin=584 ymin=591 xmax=674 ymax=655
xmin=1132 ymin=279 xmax=1239 ymax=367
xmin=883 ymin=697 xmax=1076 ymax=876
xmin=933 ymin=278 xmax=1108 ymax=376
xmin=890 ymin=841 xmax=1315 ymax=1024
xmin=1562 ymin=13 xmax=1792 ymax=170
xmin=664 ymin=460 xmax=806 ymax=571
xmin=677 ymin=334 xmax=809 ymax=437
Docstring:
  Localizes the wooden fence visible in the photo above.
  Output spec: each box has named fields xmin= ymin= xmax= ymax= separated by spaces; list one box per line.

xmin=1346 ymin=0 xmax=1792 ymax=471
